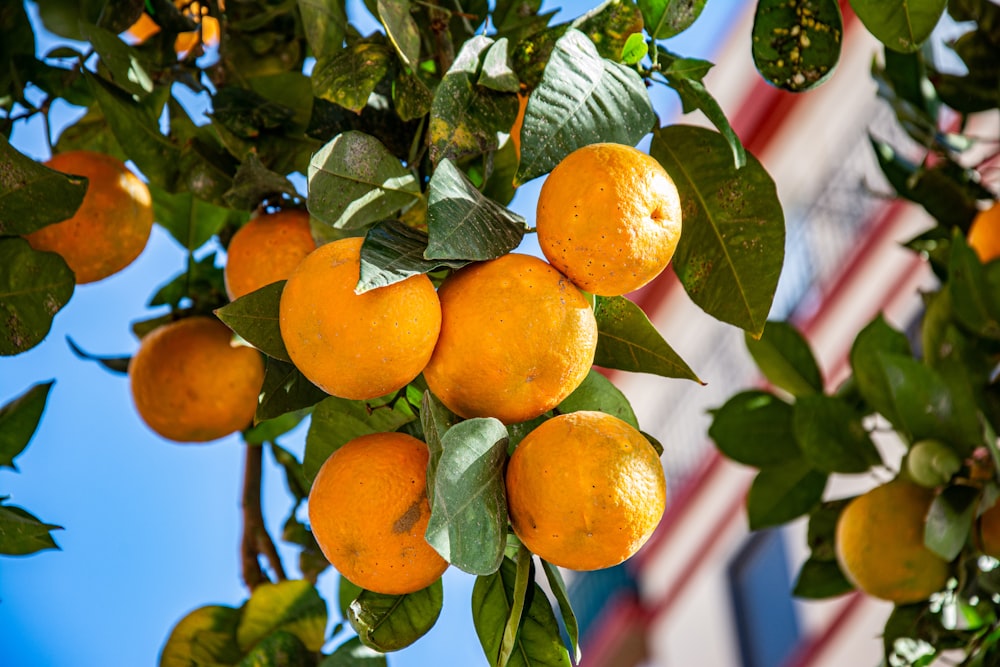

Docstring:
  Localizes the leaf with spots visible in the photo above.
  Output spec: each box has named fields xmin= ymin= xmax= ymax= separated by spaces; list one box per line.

xmin=348 ymin=580 xmax=443 ymax=652
xmin=0 ymin=134 xmax=88 ymax=236
xmin=425 ymin=417 xmax=509 ymax=575
xmin=357 ymin=220 xmax=469 ymax=294
xmin=312 ymin=39 xmax=392 ymax=113
xmin=650 ymin=125 xmax=785 ymax=338
xmin=752 ymin=0 xmax=843 ymax=92
xmin=0 ymin=238 xmax=75 ymax=357
xmin=593 ymin=295 xmax=701 ymax=382
xmin=236 ymin=580 xmax=328 ymax=653
xmin=377 ymin=0 xmax=420 ymax=69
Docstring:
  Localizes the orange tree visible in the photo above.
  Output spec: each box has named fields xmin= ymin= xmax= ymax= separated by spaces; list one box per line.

xmin=0 ymin=0 xmax=991 ymax=665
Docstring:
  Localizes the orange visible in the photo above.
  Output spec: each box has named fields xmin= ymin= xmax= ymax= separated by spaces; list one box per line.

xmin=506 ymin=411 xmax=666 ymax=570
xmin=835 ymin=479 xmax=950 ymax=604
xmin=536 ymin=142 xmax=682 ymax=296
xmin=129 ymin=316 xmax=265 ymax=443
xmin=279 ymin=237 xmax=441 ymax=400
xmin=224 ymin=209 xmax=316 ymax=300
xmin=977 ymin=499 xmax=1000 ymax=558
xmin=124 ymin=1 xmax=221 ymax=54
xmin=308 ymin=431 xmax=448 ymax=594
xmin=24 ymin=150 xmax=153 ymax=284
xmin=422 ymin=253 xmax=597 ymax=424
xmin=968 ymin=201 xmax=1000 ymax=263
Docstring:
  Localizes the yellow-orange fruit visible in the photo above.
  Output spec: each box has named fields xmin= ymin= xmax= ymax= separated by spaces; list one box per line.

xmin=536 ymin=142 xmax=682 ymax=296
xmin=422 ymin=253 xmax=597 ymax=424
xmin=224 ymin=209 xmax=316 ymax=300
xmin=977 ymin=499 xmax=1000 ymax=559
xmin=124 ymin=1 xmax=221 ymax=53
xmin=129 ymin=316 xmax=264 ymax=442
xmin=968 ymin=202 xmax=1000 ymax=264
xmin=279 ymin=237 xmax=441 ymax=400
xmin=506 ymin=411 xmax=666 ymax=570
xmin=308 ymin=431 xmax=448 ymax=594
xmin=24 ymin=151 xmax=153 ymax=284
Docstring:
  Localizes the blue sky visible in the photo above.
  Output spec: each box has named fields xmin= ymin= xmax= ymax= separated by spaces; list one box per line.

xmin=0 ymin=1 xmax=746 ymax=665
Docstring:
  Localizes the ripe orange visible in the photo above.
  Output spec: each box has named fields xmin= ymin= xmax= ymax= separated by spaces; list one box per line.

xmin=279 ymin=237 xmax=441 ymax=400
xmin=536 ymin=142 xmax=682 ymax=296
xmin=224 ymin=209 xmax=316 ymax=301
xmin=968 ymin=202 xmax=1000 ymax=263
xmin=422 ymin=253 xmax=597 ymax=424
xmin=835 ymin=479 xmax=950 ymax=604
xmin=129 ymin=316 xmax=265 ymax=443
xmin=976 ymin=499 xmax=1000 ymax=559
xmin=506 ymin=411 xmax=666 ymax=570
xmin=308 ymin=431 xmax=448 ymax=594
xmin=24 ymin=150 xmax=153 ymax=284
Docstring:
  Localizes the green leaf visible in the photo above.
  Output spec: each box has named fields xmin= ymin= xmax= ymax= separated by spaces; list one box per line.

xmin=349 ymin=580 xmax=444 ymax=652
xmin=882 ymin=604 xmax=938 ymax=667
xmin=850 ymin=0 xmax=947 ymax=53
xmin=303 ymin=394 xmax=415 ymax=482
xmin=215 ymin=281 xmax=291 ymax=362
xmin=472 ymin=557 xmax=572 ymax=667
xmin=339 ymin=576 xmax=364 ymax=619
xmin=792 ymin=557 xmax=854 ymax=599
xmin=298 ymin=0 xmax=348 ymax=61
xmin=479 ymin=38 xmax=520 ymax=92
xmin=428 ymin=36 xmax=519 ymax=164
xmin=949 ymin=229 xmax=1000 ymax=340
xmin=751 ymin=0 xmax=842 ymax=92
xmin=746 ymin=320 xmax=823 ymax=396
xmin=557 ymin=368 xmax=639 ymax=429
xmin=269 ymin=441 xmax=311 ymax=501
xmin=0 ymin=381 xmax=53 ymax=470
xmin=924 ymin=483 xmax=979 ymax=560
xmin=420 ymin=391 xmax=461 ymax=504
xmin=425 ymin=418 xmax=509 ymax=575
xmin=806 ymin=499 xmax=850 ymax=561
xmin=572 ymin=0 xmax=645 ymax=61
xmin=0 ymin=237 xmax=75 ymax=356
xmin=498 ymin=546 xmax=532 ymax=667
xmin=307 ymin=131 xmax=420 ymax=231
xmin=746 ymin=459 xmax=827 ymax=530
xmin=515 ymin=29 xmax=655 ymax=184
xmin=592 ymin=295 xmax=701 ymax=382
xmin=237 ymin=580 xmax=327 ymax=653
xmin=708 ymin=390 xmax=800 ymax=467
xmin=149 ymin=253 xmax=226 ymax=310
xmin=150 ymin=183 xmax=248 ymax=252
xmin=312 ymin=40 xmax=392 ymax=113
xmin=639 ymin=0 xmax=707 ymax=39
xmin=620 ymin=32 xmax=647 ymax=64
xmin=0 ymin=135 xmax=87 ymax=236
xmin=793 ymin=395 xmax=881 ymax=474
xmin=79 ymin=22 xmax=153 ymax=97
xmin=159 ymin=604 xmax=243 ymax=667
xmin=849 ymin=314 xmax=912 ymax=424
xmin=0 ymin=501 xmax=61 ymax=556
xmin=223 ymin=153 xmax=300 ymax=211
xmin=319 ymin=637 xmax=387 ymax=667
xmin=378 ymin=0 xmax=420 ymax=68
xmin=238 ymin=630 xmax=311 ymax=667
xmin=540 ymin=560 xmax=581 ymax=663
xmin=66 ymin=337 xmax=130 ymax=375
xmin=650 ymin=125 xmax=784 ymax=337
xmin=255 ymin=358 xmax=328 ymax=424
xmin=425 ymin=159 xmax=526 ymax=261
xmin=357 ymin=220 xmax=468 ymax=293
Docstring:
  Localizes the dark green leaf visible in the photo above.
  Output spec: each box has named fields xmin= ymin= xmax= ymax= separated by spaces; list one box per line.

xmin=298 ymin=0 xmax=348 ymax=61
xmin=639 ymin=0 xmax=707 ymax=39
xmin=0 ymin=135 xmax=87 ymax=236
xmin=378 ymin=0 xmax=420 ymax=68
xmin=746 ymin=459 xmax=827 ymax=530
xmin=392 ymin=70 xmax=434 ymax=122
xmin=312 ymin=40 xmax=392 ymax=113
xmin=515 ymin=29 xmax=654 ymax=184
xmin=850 ymin=0 xmax=947 ymax=53
xmin=237 ymin=631 xmax=311 ymax=667
xmin=150 ymin=183 xmax=248 ymax=252
xmin=0 ymin=381 xmax=53 ymax=470
xmin=593 ymin=295 xmax=701 ymax=382
xmin=540 ymin=560 xmax=581 ymax=663
xmin=66 ymin=337 xmax=129 ymax=375
xmin=882 ymin=603 xmax=938 ymax=666
xmin=792 ymin=557 xmax=854 ymax=599
xmin=571 ymin=0 xmax=645 ymax=61
xmin=752 ymin=0 xmax=842 ymax=92
xmin=357 ymin=220 xmax=468 ymax=293
xmin=746 ymin=320 xmax=823 ymax=396
xmin=793 ymin=395 xmax=881 ymax=474
xmin=924 ymin=484 xmax=979 ymax=560
xmin=303 ymin=394 xmax=415 ymax=482
xmin=708 ymin=390 xmax=799 ymax=467
xmin=237 ymin=580 xmax=327 ymax=652
xmin=349 ymin=580 xmax=444 ymax=652
xmin=557 ymin=368 xmax=639 ymax=428
xmin=319 ymin=637 xmax=387 ymax=667
xmin=949 ymin=229 xmax=1000 ymax=339
xmin=472 ymin=557 xmax=572 ymax=667
xmin=425 ymin=418 xmax=509 ymax=575
xmin=849 ymin=314 xmax=912 ymax=424
xmin=0 ymin=501 xmax=61 ymax=556
xmin=55 ymin=105 xmax=126 ymax=161
xmin=79 ymin=23 xmax=153 ymax=97
xmin=255 ymin=358 xmax=329 ymax=424
xmin=0 ymin=237 xmax=75 ymax=356
xmin=223 ymin=153 xmax=300 ymax=211
xmin=479 ymin=38 xmax=520 ymax=92
xmin=307 ymin=131 xmax=420 ymax=231
xmin=160 ymin=604 xmax=243 ymax=667
xmin=425 ymin=159 xmax=526 ymax=261
xmin=499 ymin=545 xmax=532 ymax=667
xmin=148 ymin=253 xmax=226 ymax=310
xmin=421 ymin=391 xmax=460 ymax=503
xmin=493 ymin=0 xmax=554 ymax=48
xmin=269 ymin=442 xmax=311 ymax=501
xmin=339 ymin=576 xmax=364 ymax=619
xmin=650 ymin=125 xmax=785 ymax=337
xmin=215 ymin=281 xmax=291 ymax=362
xmin=806 ymin=499 xmax=850 ymax=561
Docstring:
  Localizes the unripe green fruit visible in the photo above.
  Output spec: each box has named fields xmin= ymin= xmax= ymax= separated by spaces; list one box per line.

xmin=906 ymin=440 xmax=962 ymax=488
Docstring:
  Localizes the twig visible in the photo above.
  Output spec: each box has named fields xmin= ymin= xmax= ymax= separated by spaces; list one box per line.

xmin=240 ymin=442 xmax=287 ymax=590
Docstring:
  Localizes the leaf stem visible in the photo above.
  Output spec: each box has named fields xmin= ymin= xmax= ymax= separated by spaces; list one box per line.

xmin=240 ymin=441 xmax=287 ymax=590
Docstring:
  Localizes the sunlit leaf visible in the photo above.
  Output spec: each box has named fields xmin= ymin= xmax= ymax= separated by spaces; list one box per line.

xmin=312 ymin=40 xmax=392 ymax=113
xmin=237 ymin=580 xmax=327 ymax=653
xmin=159 ymin=604 xmax=243 ymax=667
xmin=349 ymin=580 xmax=443 ymax=652
xmin=0 ymin=238 xmax=75 ymax=356
xmin=238 ymin=630 xmax=311 ymax=666
xmin=378 ymin=0 xmax=420 ymax=68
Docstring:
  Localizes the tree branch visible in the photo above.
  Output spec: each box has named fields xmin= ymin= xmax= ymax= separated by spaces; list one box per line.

xmin=240 ymin=442 xmax=287 ymax=590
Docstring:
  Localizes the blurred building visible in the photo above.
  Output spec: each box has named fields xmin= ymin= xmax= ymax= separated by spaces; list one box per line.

xmin=565 ymin=3 xmax=997 ymax=666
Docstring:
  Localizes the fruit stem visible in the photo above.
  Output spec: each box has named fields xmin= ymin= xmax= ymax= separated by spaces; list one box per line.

xmin=240 ymin=442 xmax=287 ymax=589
